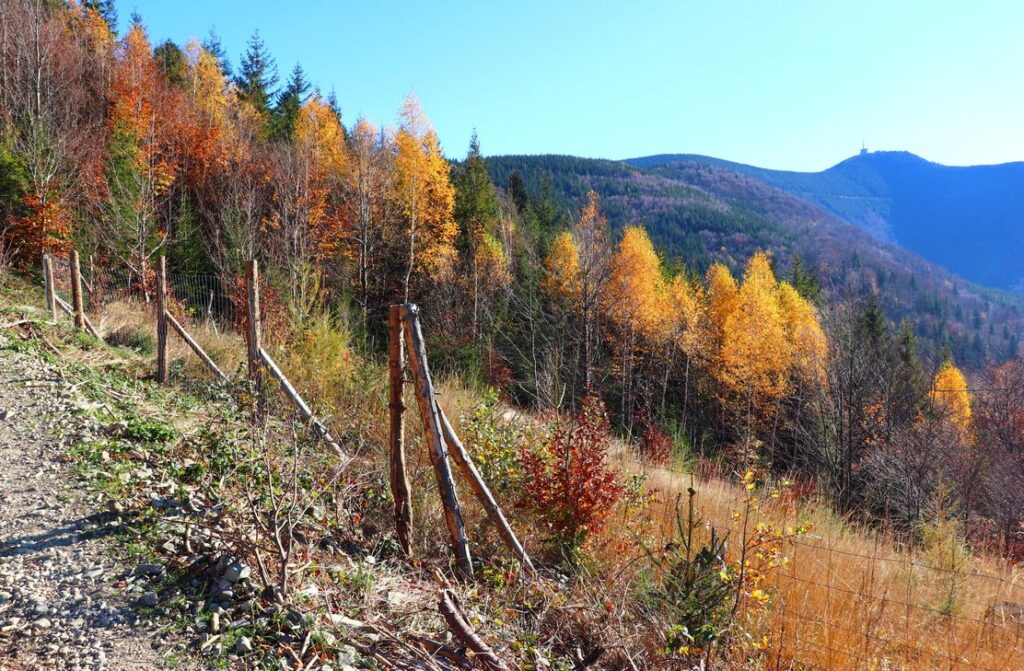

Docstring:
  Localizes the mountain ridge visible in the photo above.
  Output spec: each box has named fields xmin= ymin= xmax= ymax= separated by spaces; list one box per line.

xmin=625 ymin=151 xmax=1024 ymax=291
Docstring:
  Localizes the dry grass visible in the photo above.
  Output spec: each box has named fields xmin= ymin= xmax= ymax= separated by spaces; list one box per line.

xmin=94 ymin=299 xmax=246 ymax=381
xmin=621 ymin=454 xmax=1024 ymax=670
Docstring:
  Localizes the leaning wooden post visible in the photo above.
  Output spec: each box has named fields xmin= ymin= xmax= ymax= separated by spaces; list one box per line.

xmin=400 ymin=304 xmax=473 ymax=579
xmin=438 ymin=409 xmax=535 ymax=573
xmin=245 ymin=259 xmax=262 ymax=387
xmin=156 ymin=256 xmax=168 ymax=383
xmin=70 ymin=250 xmax=85 ymax=330
xmin=388 ymin=306 xmax=413 ymax=558
xmin=45 ymin=255 xmax=58 ymax=322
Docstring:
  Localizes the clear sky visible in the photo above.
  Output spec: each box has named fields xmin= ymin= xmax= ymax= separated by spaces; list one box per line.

xmin=118 ymin=0 xmax=1024 ymax=171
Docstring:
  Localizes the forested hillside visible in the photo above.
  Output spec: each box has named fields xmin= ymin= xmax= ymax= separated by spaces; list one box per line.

xmin=7 ymin=3 xmax=1024 ymax=670
xmin=631 ymin=151 xmax=1024 ymax=292
xmin=488 ymin=154 xmax=1024 ymax=368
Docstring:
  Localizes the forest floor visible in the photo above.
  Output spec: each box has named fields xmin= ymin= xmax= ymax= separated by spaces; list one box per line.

xmin=0 ymin=326 xmax=194 ymax=670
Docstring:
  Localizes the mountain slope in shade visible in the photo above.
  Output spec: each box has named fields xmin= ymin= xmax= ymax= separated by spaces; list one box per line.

xmin=487 ymin=154 xmax=1024 ymax=370
xmin=627 ymin=152 xmax=1024 ymax=292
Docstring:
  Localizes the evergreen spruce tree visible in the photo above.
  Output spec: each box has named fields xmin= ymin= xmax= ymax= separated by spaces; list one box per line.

xmin=454 ymin=131 xmax=500 ymax=239
xmin=508 ymin=171 xmax=529 ymax=216
xmin=790 ymin=253 xmax=822 ymax=304
xmin=235 ymin=30 xmax=279 ymax=122
xmin=154 ymin=40 xmax=187 ymax=89
xmin=202 ymin=29 xmax=233 ymax=78
xmin=270 ymin=64 xmax=311 ymax=141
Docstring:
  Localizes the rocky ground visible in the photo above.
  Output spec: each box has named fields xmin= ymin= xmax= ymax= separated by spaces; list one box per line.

xmin=0 ymin=329 xmax=192 ymax=670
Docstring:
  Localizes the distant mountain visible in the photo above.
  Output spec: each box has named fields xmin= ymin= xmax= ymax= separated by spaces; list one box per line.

xmin=628 ymin=152 xmax=1024 ymax=292
xmin=487 ymin=154 xmax=1024 ymax=369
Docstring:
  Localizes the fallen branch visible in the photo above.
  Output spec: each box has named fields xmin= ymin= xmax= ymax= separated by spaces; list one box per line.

xmin=437 ymin=589 xmax=509 ymax=671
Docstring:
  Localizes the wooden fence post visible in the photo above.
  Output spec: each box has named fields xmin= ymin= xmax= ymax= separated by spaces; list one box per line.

xmin=388 ymin=305 xmax=413 ymax=558
xmin=70 ymin=250 xmax=85 ymax=330
xmin=42 ymin=254 xmax=57 ymax=322
xmin=245 ymin=259 xmax=261 ymax=387
xmin=156 ymin=256 xmax=168 ymax=383
xmin=400 ymin=304 xmax=473 ymax=578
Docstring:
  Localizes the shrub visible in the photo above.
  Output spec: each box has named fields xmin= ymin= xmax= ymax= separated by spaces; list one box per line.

xmin=462 ymin=388 xmax=522 ymax=496
xmin=636 ymin=409 xmax=673 ymax=464
xmin=520 ymin=396 xmax=623 ymax=565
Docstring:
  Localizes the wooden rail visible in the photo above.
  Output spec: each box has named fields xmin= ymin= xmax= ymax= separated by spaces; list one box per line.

xmin=257 ymin=347 xmax=346 ymax=459
xmin=165 ymin=311 xmax=228 ymax=382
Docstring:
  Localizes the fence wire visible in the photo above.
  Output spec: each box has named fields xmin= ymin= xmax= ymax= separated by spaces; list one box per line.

xmin=47 ymin=257 xmax=237 ymax=330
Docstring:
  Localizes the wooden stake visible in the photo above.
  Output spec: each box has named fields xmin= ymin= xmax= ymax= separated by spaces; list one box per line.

xmin=42 ymin=254 xmax=57 ymax=322
xmin=156 ymin=256 xmax=168 ymax=383
xmin=54 ymin=294 xmax=100 ymax=339
xmin=388 ymin=305 xmax=413 ymax=558
xmin=245 ymin=259 xmax=261 ymax=387
xmin=70 ymin=250 xmax=84 ymax=330
xmin=165 ymin=311 xmax=229 ymax=382
xmin=400 ymin=304 xmax=473 ymax=579
xmin=438 ymin=408 xmax=535 ymax=573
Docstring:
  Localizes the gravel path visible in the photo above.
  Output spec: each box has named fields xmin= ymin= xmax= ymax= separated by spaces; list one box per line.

xmin=0 ymin=332 xmax=191 ymax=670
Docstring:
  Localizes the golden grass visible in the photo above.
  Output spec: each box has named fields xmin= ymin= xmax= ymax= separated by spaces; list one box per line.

xmin=94 ymin=299 xmax=246 ymax=381
xmin=623 ymin=455 xmax=1024 ymax=671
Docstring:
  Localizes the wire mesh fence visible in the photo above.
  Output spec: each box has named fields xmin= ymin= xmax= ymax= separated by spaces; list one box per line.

xmin=47 ymin=256 xmax=238 ymax=331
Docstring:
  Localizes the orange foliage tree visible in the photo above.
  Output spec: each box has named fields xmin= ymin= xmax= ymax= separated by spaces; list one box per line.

xmin=392 ymin=94 xmax=456 ymax=301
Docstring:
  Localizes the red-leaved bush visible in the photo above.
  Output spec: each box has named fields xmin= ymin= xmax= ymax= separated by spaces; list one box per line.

xmin=636 ymin=407 xmax=672 ymax=464
xmin=520 ymin=396 xmax=623 ymax=558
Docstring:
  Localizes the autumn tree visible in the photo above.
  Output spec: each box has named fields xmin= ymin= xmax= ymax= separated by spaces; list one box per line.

xmin=391 ymin=94 xmax=456 ymax=301
xmin=269 ymin=94 xmax=346 ymax=317
xmin=343 ymin=117 xmax=393 ymax=327
xmin=603 ymin=225 xmax=673 ymax=424
xmin=931 ymin=358 xmax=972 ymax=438
xmin=102 ymin=20 xmax=186 ymax=287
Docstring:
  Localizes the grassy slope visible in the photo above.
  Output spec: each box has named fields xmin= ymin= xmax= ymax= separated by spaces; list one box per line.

xmin=4 ymin=275 xmax=1024 ymax=670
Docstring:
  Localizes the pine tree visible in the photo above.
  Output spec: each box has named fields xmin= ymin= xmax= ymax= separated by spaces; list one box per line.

xmin=154 ymin=40 xmax=187 ymax=89
xmin=235 ymin=30 xmax=278 ymax=121
xmin=508 ymin=171 xmax=528 ymax=216
xmin=271 ymin=63 xmax=310 ymax=140
xmin=454 ymin=131 xmax=504 ymax=337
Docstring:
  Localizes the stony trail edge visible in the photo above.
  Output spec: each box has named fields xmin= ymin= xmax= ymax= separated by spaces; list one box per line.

xmin=0 ymin=330 xmax=191 ymax=670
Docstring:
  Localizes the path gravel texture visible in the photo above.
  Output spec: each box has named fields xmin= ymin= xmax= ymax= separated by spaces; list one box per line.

xmin=0 ymin=331 xmax=190 ymax=670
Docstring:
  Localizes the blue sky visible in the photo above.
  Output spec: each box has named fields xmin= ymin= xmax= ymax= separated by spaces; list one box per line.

xmin=120 ymin=1 xmax=1024 ymax=171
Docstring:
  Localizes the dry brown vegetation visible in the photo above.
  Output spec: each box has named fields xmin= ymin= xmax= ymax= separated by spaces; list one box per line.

xmin=16 ymin=286 xmax=1024 ymax=671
